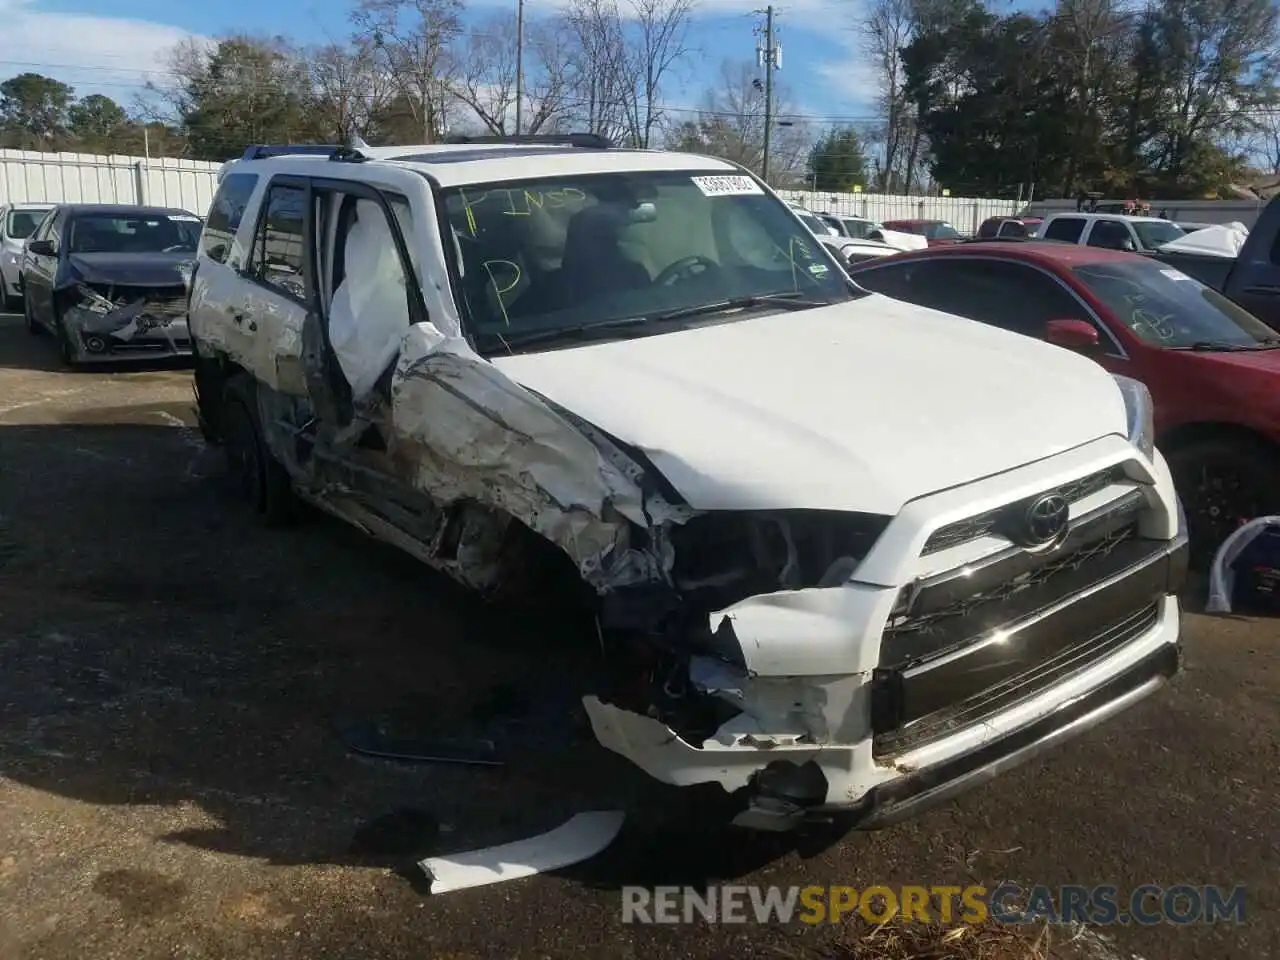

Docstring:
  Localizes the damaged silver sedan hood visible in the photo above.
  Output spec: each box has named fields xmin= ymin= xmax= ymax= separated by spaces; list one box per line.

xmin=490 ymin=294 xmax=1128 ymax=516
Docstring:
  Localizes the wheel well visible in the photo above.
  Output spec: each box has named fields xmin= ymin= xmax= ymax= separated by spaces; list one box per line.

xmin=192 ymin=350 xmax=250 ymax=445
xmin=1158 ymin=421 xmax=1280 ymax=458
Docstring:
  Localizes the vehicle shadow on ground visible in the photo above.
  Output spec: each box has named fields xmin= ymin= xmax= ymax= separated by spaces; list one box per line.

xmin=0 ymin=312 xmax=192 ymax=373
xmin=0 ymin=417 xmax=834 ymax=894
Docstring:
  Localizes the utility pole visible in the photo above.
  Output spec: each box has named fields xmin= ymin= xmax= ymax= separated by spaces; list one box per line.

xmin=755 ymin=6 xmax=780 ymax=184
xmin=515 ymin=0 xmax=525 ymax=135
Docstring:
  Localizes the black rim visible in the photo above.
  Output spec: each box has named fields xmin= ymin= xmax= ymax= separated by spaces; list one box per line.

xmin=224 ymin=400 xmax=263 ymax=507
xmin=1184 ymin=459 xmax=1263 ymax=560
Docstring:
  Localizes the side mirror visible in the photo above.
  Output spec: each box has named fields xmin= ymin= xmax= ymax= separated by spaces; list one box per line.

xmin=27 ymin=239 xmax=55 ymax=257
xmin=1045 ymin=319 xmax=1101 ymax=352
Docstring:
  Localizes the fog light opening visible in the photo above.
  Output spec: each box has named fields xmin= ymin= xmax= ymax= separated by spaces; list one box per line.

xmin=83 ymin=335 xmax=108 ymax=354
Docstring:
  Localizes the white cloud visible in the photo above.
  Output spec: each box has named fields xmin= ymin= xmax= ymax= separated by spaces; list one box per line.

xmin=0 ymin=0 xmax=208 ymax=104
xmin=811 ymin=58 xmax=882 ymax=120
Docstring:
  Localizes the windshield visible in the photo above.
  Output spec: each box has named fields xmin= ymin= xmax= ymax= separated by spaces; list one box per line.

xmin=1132 ymin=220 xmax=1185 ymax=249
xmin=1073 ymin=260 xmax=1278 ymax=348
xmin=442 ymin=170 xmax=854 ymax=351
xmin=66 ymin=212 xmax=201 ymax=255
xmin=840 ymin=218 xmax=878 ymax=239
xmin=923 ymin=221 xmax=961 ymax=240
xmin=6 ymin=209 xmax=50 ymax=240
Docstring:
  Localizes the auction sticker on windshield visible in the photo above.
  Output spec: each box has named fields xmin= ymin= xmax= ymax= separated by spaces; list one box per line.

xmin=169 ymin=215 xmax=201 ymax=222
xmin=691 ymin=176 xmax=764 ymax=197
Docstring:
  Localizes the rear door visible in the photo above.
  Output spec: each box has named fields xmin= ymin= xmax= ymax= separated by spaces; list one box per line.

xmin=235 ymin=177 xmax=312 ymax=395
xmin=1224 ymin=224 xmax=1280 ymax=329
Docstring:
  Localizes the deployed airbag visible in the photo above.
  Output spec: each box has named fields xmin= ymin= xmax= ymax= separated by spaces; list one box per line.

xmin=329 ymin=199 xmax=412 ymax=401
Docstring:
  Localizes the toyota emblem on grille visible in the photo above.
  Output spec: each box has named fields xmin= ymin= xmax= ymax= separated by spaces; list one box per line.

xmin=1016 ymin=493 xmax=1070 ymax=547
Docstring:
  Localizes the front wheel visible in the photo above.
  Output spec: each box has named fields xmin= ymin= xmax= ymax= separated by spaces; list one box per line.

xmin=22 ymin=291 xmax=40 ymax=335
xmin=53 ymin=310 xmax=78 ymax=366
xmin=221 ymin=374 xmax=296 ymax=526
xmin=1166 ymin=436 xmax=1280 ymax=570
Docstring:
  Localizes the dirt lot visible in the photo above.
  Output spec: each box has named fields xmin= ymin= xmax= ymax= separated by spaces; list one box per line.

xmin=0 ymin=310 xmax=1275 ymax=960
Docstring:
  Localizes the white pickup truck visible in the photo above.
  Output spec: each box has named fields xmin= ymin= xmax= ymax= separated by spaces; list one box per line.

xmin=185 ymin=136 xmax=1187 ymax=831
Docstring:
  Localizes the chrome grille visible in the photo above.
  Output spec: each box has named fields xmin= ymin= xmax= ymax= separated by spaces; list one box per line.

xmin=875 ymin=602 xmax=1159 ymax=756
xmin=922 ymin=465 xmax=1126 ymax=555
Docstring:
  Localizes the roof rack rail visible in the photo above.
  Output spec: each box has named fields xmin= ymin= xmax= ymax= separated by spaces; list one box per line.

xmin=442 ymin=132 xmax=615 ymax=150
xmin=239 ymin=144 xmax=366 ymax=162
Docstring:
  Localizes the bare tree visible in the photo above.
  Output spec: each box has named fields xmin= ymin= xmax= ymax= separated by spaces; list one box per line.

xmin=562 ymin=0 xmax=633 ymax=142
xmin=310 ymin=39 xmax=394 ymax=143
xmin=623 ymin=0 xmax=695 ymax=147
xmin=668 ymin=60 xmax=810 ymax=184
xmin=351 ymin=0 xmax=461 ymax=142
xmin=861 ymin=0 xmax=919 ymax=191
xmin=452 ymin=13 xmax=574 ymax=135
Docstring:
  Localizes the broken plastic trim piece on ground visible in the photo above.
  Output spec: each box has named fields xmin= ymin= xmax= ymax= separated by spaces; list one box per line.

xmin=419 ymin=811 xmax=626 ymax=894
xmin=335 ymin=721 xmax=503 ymax=766
xmin=1206 ymin=515 xmax=1280 ymax=614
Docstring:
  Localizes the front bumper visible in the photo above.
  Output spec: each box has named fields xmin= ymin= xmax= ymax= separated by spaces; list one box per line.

xmin=585 ymin=452 xmax=1189 ymax=832
xmin=65 ymin=315 xmax=192 ymax=362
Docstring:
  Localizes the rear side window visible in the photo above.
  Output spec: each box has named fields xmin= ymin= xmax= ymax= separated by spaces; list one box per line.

xmin=201 ymin=172 xmax=258 ymax=265
xmin=249 ymin=183 xmax=307 ymax=302
xmin=977 ymin=219 xmax=1000 ymax=239
xmin=1044 ymin=217 xmax=1086 ymax=242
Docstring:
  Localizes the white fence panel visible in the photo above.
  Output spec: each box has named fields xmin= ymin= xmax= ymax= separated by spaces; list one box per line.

xmin=0 ymin=149 xmax=221 ymax=214
xmin=778 ymin=189 xmax=1020 ymax=236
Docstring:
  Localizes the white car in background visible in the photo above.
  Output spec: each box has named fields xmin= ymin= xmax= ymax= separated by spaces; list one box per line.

xmin=788 ymin=203 xmax=840 ymax=238
xmin=0 ymin=202 xmax=54 ymax=311
xmin=818 ymin=212 xmax=929 ymax=252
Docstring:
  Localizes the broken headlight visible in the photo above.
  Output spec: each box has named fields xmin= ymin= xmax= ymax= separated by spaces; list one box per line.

xmin=670 ymin=509 xmax=890 ymax=611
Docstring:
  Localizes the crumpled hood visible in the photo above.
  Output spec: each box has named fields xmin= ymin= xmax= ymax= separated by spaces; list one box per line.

xmin=491 ymin=295 xmax=1128 ymax=515
xmin=66 ymin=252 xmax=190 ymax=286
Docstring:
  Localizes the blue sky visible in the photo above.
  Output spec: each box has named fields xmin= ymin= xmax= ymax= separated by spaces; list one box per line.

xmin=1 ymin=0 xmax=880 ymax=128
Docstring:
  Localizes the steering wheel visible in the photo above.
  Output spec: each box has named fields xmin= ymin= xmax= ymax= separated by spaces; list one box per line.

xmin=654 ymin=255 xmax=719 ymax=287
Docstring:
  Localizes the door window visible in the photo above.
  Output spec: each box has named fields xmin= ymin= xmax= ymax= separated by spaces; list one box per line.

xmin=1043 ymin=217 xmax=1086 ymax=242
xmin=249 ymin=183 xmax=307 ymax=302
xmin=1086 ymin=220 xmax=1134 ymax=251
xmin=854 ymin=258 xmax=1095 ymax=338
xmin=202 ymin=172 xmax=258 ymax=265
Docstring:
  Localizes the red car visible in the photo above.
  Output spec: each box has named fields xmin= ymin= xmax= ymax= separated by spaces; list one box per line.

xmin=880 ymin=218 xmax=965 ymax=245
xmin=846 ymin=241 xmax=1280 ymax=564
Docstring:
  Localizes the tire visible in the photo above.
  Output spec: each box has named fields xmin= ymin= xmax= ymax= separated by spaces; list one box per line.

xmin=22 ymin=292 xmax=40 ymax=335
xmin=221 ymin=374 xmax=296 ymax=526
xmin=53 ymin=310 xmax=78 ymax=366
xmin=1165 ymin=435 xmax=1280 ymax=571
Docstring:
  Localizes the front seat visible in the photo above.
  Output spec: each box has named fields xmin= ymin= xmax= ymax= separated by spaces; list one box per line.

xmin=559 ymin=204 xmax=650 ymax=298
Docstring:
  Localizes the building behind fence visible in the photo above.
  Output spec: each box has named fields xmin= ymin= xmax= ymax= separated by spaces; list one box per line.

xmin=2 ymin=149 xmax=1026 ymax=236
xmin=0 ymin=149 xmax=221 ymax=214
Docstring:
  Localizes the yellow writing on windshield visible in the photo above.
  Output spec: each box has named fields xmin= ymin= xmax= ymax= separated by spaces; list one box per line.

xmin=482 ymin=259 xmax=521 ymax=326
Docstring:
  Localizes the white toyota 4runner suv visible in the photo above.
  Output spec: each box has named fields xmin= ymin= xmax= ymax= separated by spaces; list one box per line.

xmin=187 ymin=135 xmax=1187 ymax=831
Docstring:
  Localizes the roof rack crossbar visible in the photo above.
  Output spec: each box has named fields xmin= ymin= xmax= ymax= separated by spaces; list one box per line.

xmin=239 ymin=144 xmax=365 ymax=162
xmin=441 ymin=132 xmax=615 ymax=150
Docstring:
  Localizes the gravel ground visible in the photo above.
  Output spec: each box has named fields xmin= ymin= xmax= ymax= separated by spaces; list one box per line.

xmin=0 ymin=311 xmax=1275 ymax=960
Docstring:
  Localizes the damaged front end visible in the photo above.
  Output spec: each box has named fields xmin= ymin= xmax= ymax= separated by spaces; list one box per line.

xmin=59 ymin=280 xmax=192 ymax=360
xmin=587 ymin=509 xmax=893 ymax=831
